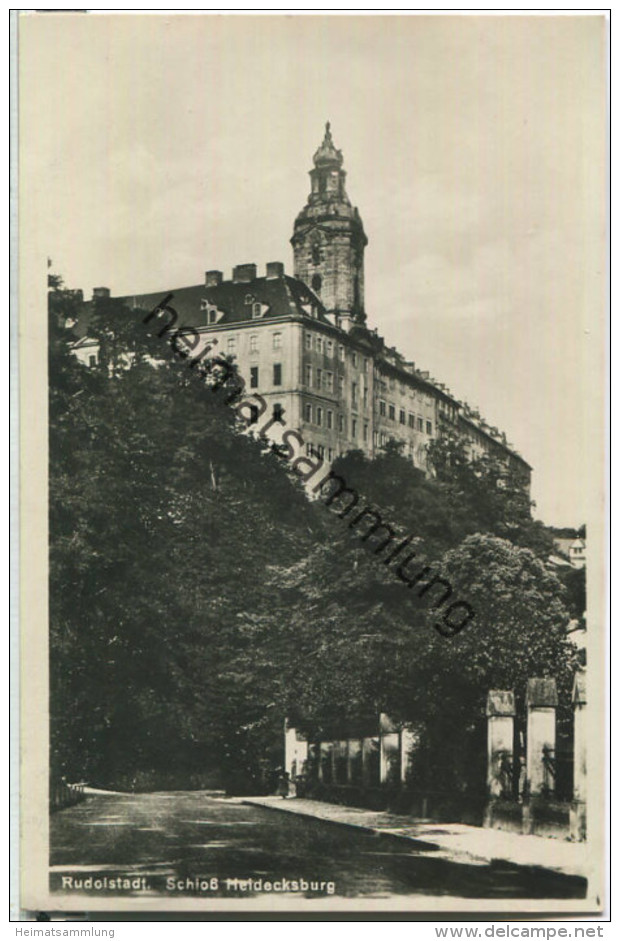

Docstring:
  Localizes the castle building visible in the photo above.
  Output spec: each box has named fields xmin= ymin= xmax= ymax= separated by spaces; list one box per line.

xmin=70 ymin=124 xmax=531 ymax=487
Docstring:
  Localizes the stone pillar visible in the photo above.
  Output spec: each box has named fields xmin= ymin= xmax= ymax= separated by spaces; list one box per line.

xmin=347 ymin=739 xmax=362 ymax=785
xmin=284 ymin=720 xmax=308 ymax=779
xmin=362 ymin=736 xmax=379 ymax=787
xmin=570 ymin=671 xmax=587 ymax=841
xmin=379 ymin=713 xmax=400 ymax=786
xmin=400 ymin=725 xmax=420 ymax=785
xmin=486 ymin=691 xmax=516 ymax=798
xmin=526 ymin=678 xmax=558 ymax=797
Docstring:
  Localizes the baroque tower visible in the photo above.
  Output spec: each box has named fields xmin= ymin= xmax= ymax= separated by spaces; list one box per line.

xmin=291 ymin=123 xmax=368 ymax=330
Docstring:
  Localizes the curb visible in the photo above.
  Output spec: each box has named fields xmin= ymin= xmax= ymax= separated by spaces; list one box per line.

xmin=241 ymin=799 xmax=587 ymax=880
xmin=242 ymin=799 xmax=441 ymax=852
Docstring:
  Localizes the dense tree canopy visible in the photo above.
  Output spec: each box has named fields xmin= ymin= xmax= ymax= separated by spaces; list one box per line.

xmin=49 ymin=276 xmax=578 ymax=794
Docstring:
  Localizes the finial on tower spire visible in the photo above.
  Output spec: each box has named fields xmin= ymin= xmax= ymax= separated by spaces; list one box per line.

xmin=313 ymin=121 xmax=342 ymax=167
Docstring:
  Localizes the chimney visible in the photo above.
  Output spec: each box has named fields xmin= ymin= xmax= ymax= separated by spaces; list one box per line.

xmin=92 ymin=287 xmax=110 ymax=299
xmin=266 ymin=261 xmax=284 ymax=279
xmin=232 ymin=263 xmax=257 ymax=283
xmin=205 ymin=270 xmax=223 ymax=288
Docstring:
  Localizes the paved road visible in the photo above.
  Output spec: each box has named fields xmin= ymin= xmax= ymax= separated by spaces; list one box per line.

xmin=50 ymin=791 xmax=586 ymax=901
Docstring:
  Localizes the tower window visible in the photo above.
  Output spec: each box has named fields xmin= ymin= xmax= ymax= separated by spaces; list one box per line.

xmin=312 ymin=245 xmax=321 ymax=265
xmin=338 ymin=345 xmax=345 ymax=362
xmin=316 ymin=337 xmax=323 ymax=353
xmin=326 ymin=340 xmax=333 ymax=357
xmin=312 ymin=274 xmax=322 ymax=293
xmin=305 ymin=333 xmax=313 ymax=350
xmin=273 ymin=363 xmax=282 ymax=386
xmin=352 ymin=352 xmax=357 ymax=367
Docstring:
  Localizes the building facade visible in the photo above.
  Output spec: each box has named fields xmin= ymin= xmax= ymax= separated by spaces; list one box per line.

xmin=70 ymin=124 xmax=531 ymax=488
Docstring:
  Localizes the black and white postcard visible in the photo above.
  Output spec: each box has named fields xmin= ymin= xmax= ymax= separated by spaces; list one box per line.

xmin=16 ymin=11 xmax=608 ymax=917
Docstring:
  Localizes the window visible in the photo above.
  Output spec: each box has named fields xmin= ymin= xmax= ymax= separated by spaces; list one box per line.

xmin=338 ymin=345 xmax=345 ymax=362
xmin=316 ymin=407 xmax=323 ymax=426
xmin=380 ymin=432 xmax=387 ymax=446
xmin=352 ymin=419 xmax=357 ymax=437
xmin=244 ymin=294 xmax=253 ymax=305
xmin=305 ymin=364 xmax=312 ymax=386
xmin=208 ymin=309 xmax=217 ymax=324
xmin=316 ymin=368 xmax=322 ymax=388
xmin=252 ymin=303 xmax=262 ymax=319
xmin=351 ymin=382 xmax=357 ymax=406
xmin=88 ymin=354 xmax=97 ymax=367
xmin=426 ymin=420 xmax=433 ymax=436
xmin=338 ymin=376 xmax=344 ymax=397
xmin=379 ymin=400 xmax=386 ymax=417
xmin=363 ymin=387 xmax=368 ymax=408
xmin=273 ymin=363 xmax=282 ymax=386
xmin=305 ymin=333 xmax=313 ymax=350
xmin=250 ymin=366 xmax=259 ymax=389
xmin=312 ymin=274 xmax=322 ymax=292
xmin=327 ymin=410 xmax=333 ymax=429
xmin=306 ymin=442 xmax=314 ymax=456
xmin=317 ymin=444 xmax=325 ymax=460
xmin=363 ymin=358 xmax=369 ymax=373
xmin=326 ymin=340 xmax=333 ymax=357
xmin=316 ymin=337 xmax=323 ymax=353
xmin=227 ymin=337 xmax=236 ymax=353
xmin=388 ymin=404 xmax=396 ymax=421
xmin=408 ymin=413 xmax=415 ymax=429
xmin=312 ymin=245 xmax=321 ymax=265
xmin=417 ymin=417 xmax=424 ymax=432
xmin=248 ymin=405 xmax=260 ymax=425
xmin=363 ymin=423 xmax=368 ymax=442
xmin=399 ymin=409 xmax=406 ymax=425
xmin=273 ymin=332 xmax=282 ymax=350
xmin=352 ymin=352 xmax=357 ymax=367
xmin=304 ymin=404 xmax=312 ymax=423
xmin=326 ymin=371 xmax=333 ymax=391
xmin=328 ymin=448 xmax=334 ymax=462
xmin=273 ymin=403 xmax=284 ymax=423
xmin=339 ymin=415 xmax=345 ymax=433
xmin=249 ymin=334 xmax=258 ymax=353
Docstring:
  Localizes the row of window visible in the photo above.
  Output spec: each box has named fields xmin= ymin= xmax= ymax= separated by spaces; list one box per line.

xmin=378 ymin=400 xmax=433 ymax=435
xmin=250 ymin=364 xmax=282 ymax=388
xmin=224 ymin=332 xmax=283 ymax=355
xmin=303 ymin=366 xmax=369 ymax=406
xmin=302 ymin=403 xmax=369 ymax=441
xmin=305 ymin=442 xmax=337 ymax=462
xmin=304 ymin=333 xmax=369 ymax=370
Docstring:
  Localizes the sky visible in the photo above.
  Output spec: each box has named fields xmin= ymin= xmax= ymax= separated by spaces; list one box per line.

xmin=19 ymin=13 xmax=607 ymax=527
